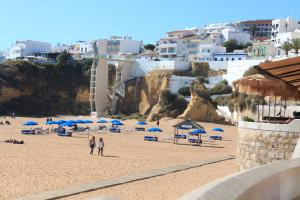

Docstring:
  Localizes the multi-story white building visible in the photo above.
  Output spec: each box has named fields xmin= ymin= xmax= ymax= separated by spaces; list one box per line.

xmin=97 ymin=36 xmax=142 ymax=57
xmin=72 ymin=40 xmax=95 ymax=59
xmin=272 ymin=17 xmax=300 ymax=41
xmin=221 ymin=28 xmax=251 ymax=44
xmin=204 ymin=22 xmax=235 ymax=34
xmin=156 ymin=30 xmax=198 ymax=60
xmin=52 ymin=43 xmax=73 ymax=53
xmin=186 ymin=39 xmax=226 ymax=61
xmin=7 ymin=40 xmax=51 ymax=60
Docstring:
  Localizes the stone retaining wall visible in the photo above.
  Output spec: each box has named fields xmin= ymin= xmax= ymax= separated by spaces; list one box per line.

xmin=236 ymin=121 xmax=300 ymax=170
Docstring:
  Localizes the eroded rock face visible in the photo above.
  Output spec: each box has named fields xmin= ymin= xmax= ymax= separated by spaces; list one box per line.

xmin=179 ymin=81 xmax=221 ymax=122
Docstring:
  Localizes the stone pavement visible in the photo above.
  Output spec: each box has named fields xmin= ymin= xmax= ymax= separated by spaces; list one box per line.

xmin=14 ymin=155 xmax=235 ymax=200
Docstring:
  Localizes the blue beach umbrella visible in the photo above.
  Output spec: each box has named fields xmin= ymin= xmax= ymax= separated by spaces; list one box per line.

xmin=110 ymin=119 xmax=121 ymax=123
xmin=75 ymin=120 xmax=85 ymax=124
xmin=45 ymin=121 xmax=57 ymax=125
xmin=83 ymin=119 xmax=93 ymax=124
xmin=212 ymin=128 xmax=224 ymax=132
xmin=23 ymin=121 xmax=38 ymax=126
xmin=147 ymin=127 xmax=162 ymax=132
xmin=57 ymin=120 xmax=67 ymax=125
xmin=136 ymin=121 xmax=147 ymax=125
xmin=97 ymin=119 xmax=108 ymax=123
xmin=189 ymin=129 xmax=207 ymax=136
xmin=60 ymin=122 xmax=75 ymax=127
xmin=112 ymin=121 xmax=124 ymax=126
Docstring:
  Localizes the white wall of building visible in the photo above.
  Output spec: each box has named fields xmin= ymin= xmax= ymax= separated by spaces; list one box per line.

xmin=221 ymin=28 xmax=251 ymax=44
xmin=132 ymin=59 xmax=189 ymax=77
xmin=221 ymin=59 xmax=264 ymax=85
xmin=213 ymin=52 xmax=247 ymax=61
xmin=168 ymin=75 xmax=197 ymax=94
xmin=273 ymin=32 xmax=300 ymax=47
xmin=7 ymin=40 xmax=51 ymax=60
xmin=119 ymin=39 xmax=141 ymax=54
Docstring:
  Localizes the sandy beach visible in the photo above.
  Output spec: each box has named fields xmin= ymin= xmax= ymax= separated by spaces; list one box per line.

xmin=0 ymin=116 xmax=238 ymax=200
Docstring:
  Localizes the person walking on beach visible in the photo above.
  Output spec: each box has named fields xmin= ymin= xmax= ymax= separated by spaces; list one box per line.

xmin=156 ymin=119 xmax=160 ymax=126
xmin=89 ymin=136 xmax=96 ymax=155
xmin=98 ymin=137 xmax=105 ymax=156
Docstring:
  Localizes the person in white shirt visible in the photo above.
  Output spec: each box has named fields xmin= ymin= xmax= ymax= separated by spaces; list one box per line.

xmin=98 ymin=137 xmax=104 ymax=156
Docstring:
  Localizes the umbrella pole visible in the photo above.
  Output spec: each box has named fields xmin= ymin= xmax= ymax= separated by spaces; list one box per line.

xmin=257 ymin=82 xmax=260 ymax=122
xmin=280 ymin=99 xmax=283 ymax=117
xmin=268 ymin=97 xmax=271 ymax=117
xmin=174 ymin=128 xmax=175 ymax=144
xmin=274 ymin=96 xmax=276 ymax=117
xmin=284 ymin=99 xmax=287 ymax=117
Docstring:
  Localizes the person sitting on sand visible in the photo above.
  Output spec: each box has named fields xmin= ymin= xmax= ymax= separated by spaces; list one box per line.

xmin=98 ymin=138 xmax=104 ymax=156
xmin=0 ymin=121 xmax=3 ymax=125
xmin=89 ymin=136 xmax=96 ymax=155
xmin=4 ymin=139 xmax=24 ymax=144
xmin=5 ymin=120 xmax=11 ymax=125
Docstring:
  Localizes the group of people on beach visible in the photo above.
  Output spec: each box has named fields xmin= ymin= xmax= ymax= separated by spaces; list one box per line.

xmin=89 ymin=136 xmax=105 ymax=156
xmin=0 ymin=120 xmax=11 ymax=125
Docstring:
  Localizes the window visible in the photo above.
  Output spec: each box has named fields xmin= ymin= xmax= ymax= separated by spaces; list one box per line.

xmin=168 ymin=47 xmax=176 ymax=53
xmin=85 ymin=48 xmax=87 ymax=52
xmin=160 ymin=48 xmax=167 ymax=53
xmin=220 ymin=58 xmax=224 ymax=61
xmin=214 ymin=58 xmax=217 ymax=61
xmin=226 ymin=58 xmax=229 ymax=61
xmin=239 ymin=58 xmax=242 ymax=60
xmin=232 ymin=58 xmax=235 ymax=61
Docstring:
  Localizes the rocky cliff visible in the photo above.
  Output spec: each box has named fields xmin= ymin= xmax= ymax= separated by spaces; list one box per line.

xmin=0 ymin=60 xmax=91 ymax=115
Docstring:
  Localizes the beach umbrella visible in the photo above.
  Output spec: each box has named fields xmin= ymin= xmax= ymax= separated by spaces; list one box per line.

xmin=189 ymin=129 xmax=207 ymax=135
xmin=212 ymin=128 xmax=224 ymax=132
xmin=75 ymin=119 xmax=85 ymax=124
xmin=112 ymin=121 xmax=124 ymax=126
xmin=60 ymin=122 xmax=75 ymax=127
xmin=57 ymin=120 xmax=67 ymax=124
xmin=111 ymin=119 xmax=121 ymax=123
xmin=83 ymin=119 xmax=93 ymax=124
xmin=66 ymin=120 xmax=77 ymax=124
xmin=189 ymin=129 xmax=207 ymax=141
xmin=147 ymin=127 xmax=162 ymax=132
xmin=97 ymin=119 xmax=108 ymax=123
xmin=23 ymin=121 xmax=38 ymax=126
xmin=136 ymin=121 xmax=147 ymax=125
xmin=45 ymin=121 xmax=57 ymax=125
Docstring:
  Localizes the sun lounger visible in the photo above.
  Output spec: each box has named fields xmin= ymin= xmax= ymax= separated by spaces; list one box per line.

xmin=175 ymin=134 xmax=187 ymax=139
xmin=21 ymin=130 xmax=35 ymax=135
xmin=135 ymin=127 xmax=145 ymax=131
xmin=188 ymin=138 xmax=202 ymax=144
xmin=109 ymin=127 xmax=121 ymax=133
xmin=144 ymin=136 xmax=158 ymax=141
xmin=209 ymin=135 xmax=222 ymax=140
xmin=57 ymin=130 xmax=72 ymax=137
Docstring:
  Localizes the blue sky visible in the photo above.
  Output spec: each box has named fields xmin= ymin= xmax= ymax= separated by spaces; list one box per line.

xmin=0 ymin=0 xmax=299 ymax=50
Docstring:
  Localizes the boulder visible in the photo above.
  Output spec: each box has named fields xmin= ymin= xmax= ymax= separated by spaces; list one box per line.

xmin=179 ymin=81 xmax=222 ymax=122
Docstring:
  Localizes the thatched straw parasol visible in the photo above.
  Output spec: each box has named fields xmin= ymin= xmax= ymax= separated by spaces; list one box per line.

xmin=233 ymin=74 xmax=299 ymax=100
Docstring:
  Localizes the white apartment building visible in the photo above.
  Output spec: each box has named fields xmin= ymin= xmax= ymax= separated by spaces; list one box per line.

xmin=72 ymin=40 xmax=95 ymax=59
xmin=97 ymin=36 xmax=142 ymax=57
xmin=7 ymin=40 xmax=51 ymax=60
xmin=204 ymin=22 xmax=235 ymax=34
xmin=272 ymin=17 xmax=300 ymax=41
xmin=186 ymin=39 xmax=226 ymax=61
xmin=53 ymin=43 xmax=73 ymax=53
xmin=157 ymin=30 xmax=198 ymax=60
xmin=221 ymin=28 xmax=251 ymax=44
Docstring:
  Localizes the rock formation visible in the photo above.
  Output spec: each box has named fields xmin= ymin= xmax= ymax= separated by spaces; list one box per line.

xmin=179 ymin=81 xmax=222 ymax=122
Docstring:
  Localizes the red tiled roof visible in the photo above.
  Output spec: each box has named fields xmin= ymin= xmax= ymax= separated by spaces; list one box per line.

xmin=240 ymin=20 xmax=273 ymax=24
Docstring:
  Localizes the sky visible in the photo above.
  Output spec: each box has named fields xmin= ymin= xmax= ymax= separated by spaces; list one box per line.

xmin=0 ymin=0 xmax=299 ymax=50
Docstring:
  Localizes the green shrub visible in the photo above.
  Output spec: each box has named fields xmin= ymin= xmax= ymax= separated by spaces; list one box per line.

xmin=178 ymin=87 xmax=191 ymax=96
xmin=191 ymin=62 xmax=210 ymax=77
xmin=209 ymin=80 xmax=233 ymax=95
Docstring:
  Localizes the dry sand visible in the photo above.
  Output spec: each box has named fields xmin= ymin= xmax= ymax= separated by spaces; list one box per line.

xmin=0 ymin=116 xmax=238 ymax=200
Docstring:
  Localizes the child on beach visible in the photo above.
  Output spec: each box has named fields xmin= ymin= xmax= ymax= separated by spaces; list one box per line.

xmin=89 ymin=136 xmax=96 ymax=155
xmin=98 ymin=138 xmax=104 ymax=156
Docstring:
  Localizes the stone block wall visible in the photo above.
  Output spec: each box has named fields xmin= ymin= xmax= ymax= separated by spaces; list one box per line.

xmin=237 ymin=127 xmax=300 ymax=170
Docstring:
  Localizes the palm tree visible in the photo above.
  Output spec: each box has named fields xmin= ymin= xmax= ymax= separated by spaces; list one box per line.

xmin=280 ymin=41 xmax=292 ymax=57
xmin=291 ymin=38 xmax=300 ymax=54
